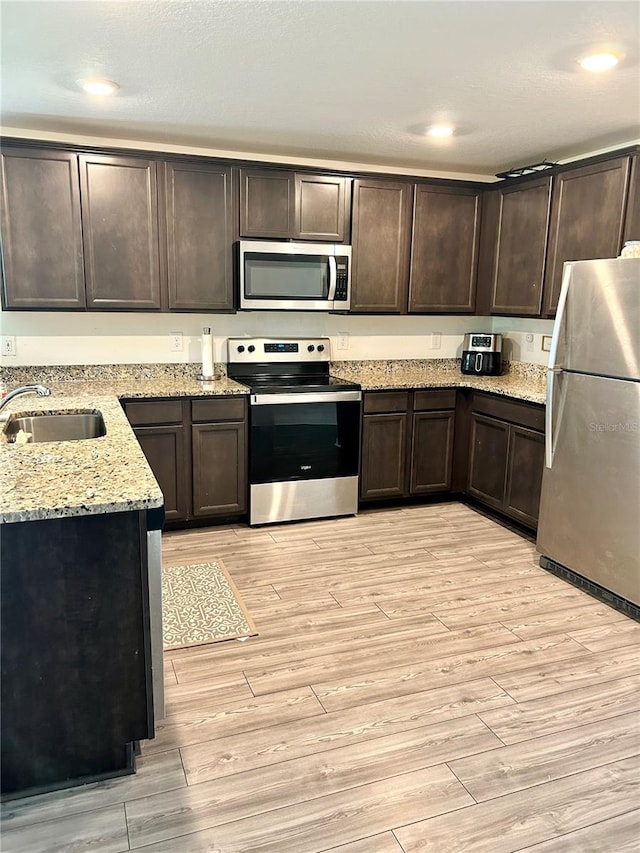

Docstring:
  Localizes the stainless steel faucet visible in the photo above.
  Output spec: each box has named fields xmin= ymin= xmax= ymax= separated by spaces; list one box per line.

xmin=0 ymin=384 xmax=51 ymax=412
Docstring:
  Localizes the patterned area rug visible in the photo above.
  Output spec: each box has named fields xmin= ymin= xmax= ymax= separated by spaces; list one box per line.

xmin=162 ymin=560 xmax=257 ymax=650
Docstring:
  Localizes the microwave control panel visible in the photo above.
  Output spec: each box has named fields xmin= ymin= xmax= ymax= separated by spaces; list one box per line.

xmin=335 ymin=258 xmax=349 ymax=301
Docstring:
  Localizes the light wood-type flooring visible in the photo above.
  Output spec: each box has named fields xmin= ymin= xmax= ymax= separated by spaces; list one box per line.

xmin=2 ymin=502 xmax=639 ymax=852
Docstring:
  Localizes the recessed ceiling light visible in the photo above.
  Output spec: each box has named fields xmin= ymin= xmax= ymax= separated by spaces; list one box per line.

xmin=578 ymin=52 xmax=620 ymax=72
xmin=426 ymin=125 xmax=454 ymax=138
xmin=78 ymin=77 xmax=120 ymax=96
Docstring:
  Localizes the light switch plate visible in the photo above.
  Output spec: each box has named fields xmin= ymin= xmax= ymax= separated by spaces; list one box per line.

xmin=337 ymin=332 xmax=349 ymax=351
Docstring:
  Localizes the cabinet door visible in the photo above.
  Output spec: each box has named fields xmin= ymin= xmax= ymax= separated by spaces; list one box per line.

xmin=163 ymin=162 xmax=235 ymax=311
xmin=410 ymin=411 xmax=455 ymax=493
xmin=192 ymin=422 xmax=247 ymax=516
xmin=350 ymin=179 xmax=412 ymax=313
xmin=467 ymin=413 xmax=509 ymax=510
xmin=623 ymin=154 xmax=640 ymax=243
xmin=239 ymin=168 xmax=294 ymax=238
xmin=487 ymin=176 xmax=552 ymax=316
xmin=80 ymin=155 xmax=162 ymax=310
xmin=1 ymin=148 xmax=85 ymax=309
xmin=294 ymin=174 xmax=347 ymax=241
xmin=360 ymin=413 xmax=408 ymax=499
xmin=504 ymin=425 xmax=544 ymax=529
xmin=543 ymin=157 xmax=630 ymax=316
xmin=409 ymin=185 xmax=480 ymax=312
xmin=134 ymin=425 xmax=188 ymax=521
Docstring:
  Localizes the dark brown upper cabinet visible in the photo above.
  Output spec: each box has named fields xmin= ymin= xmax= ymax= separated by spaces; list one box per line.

xmin=623 ymin=154 xmax=640 ymax=243
xmin=294 ymin=174 xmax=349 ymax=241
xmin=479 ymin=176 xmax=552 ymax=316
xmin=409 ymin=184 xmax=481 ymax=313
xmin=0 ymin=148 xmax=85 ymax=309
xmin=162 ymin=162 xmax=236 ymax=312
xmin=80 ymin=154 xmax=162 ymax=310
xmin=239 ymin=168 xmax=348 ymax=241
xmin=543 ymin=156 xmax=631 ymax=317
xmin=350 ymin=178 xmax=413 ymax=313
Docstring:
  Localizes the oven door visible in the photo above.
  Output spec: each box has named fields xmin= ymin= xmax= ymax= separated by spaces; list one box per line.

xmin=249 ymin=391 xmax=361 ymax=525
xmin=250 ymin=391 xmax=361 ymax=484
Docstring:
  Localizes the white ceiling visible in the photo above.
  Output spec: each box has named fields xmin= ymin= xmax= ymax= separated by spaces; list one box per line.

xmin=1 ymin=0 xmax=639 ymax=177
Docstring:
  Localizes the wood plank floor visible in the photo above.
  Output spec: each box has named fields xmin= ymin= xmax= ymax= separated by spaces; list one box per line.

xmin=2 ymin=502 xmax=639 ymax=852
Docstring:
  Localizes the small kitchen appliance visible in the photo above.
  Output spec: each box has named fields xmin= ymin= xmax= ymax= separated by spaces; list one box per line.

xmin=227 ymin=337 xmax=361 ymax=525
xmin=461 ymin=333 xmax=503 ymax=376
xmin=238 ymin=241 xmax=351 ymax=311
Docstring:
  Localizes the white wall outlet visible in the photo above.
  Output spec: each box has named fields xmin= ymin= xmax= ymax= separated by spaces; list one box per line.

xmin=169 ymin=332 xmax=183 ymax=352
xmin=525 ymin=333 xmax=535 ymax=353
xmin=541 ymin=335 xmax=552 ymax=352
xmin=1 ymin=336 xmax=16 ymax=356
xmin=431 ymin=332 xmax=441 ymax=350
xmin=337 ymin=332 xmax=349 ymax=351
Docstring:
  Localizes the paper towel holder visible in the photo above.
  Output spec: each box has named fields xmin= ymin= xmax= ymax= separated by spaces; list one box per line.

xmin=199 ymin=326 xmax=215 ymax=381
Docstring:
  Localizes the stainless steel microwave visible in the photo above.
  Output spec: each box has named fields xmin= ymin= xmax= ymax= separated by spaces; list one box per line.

xmin=238 ymin=240 xmax=352 ymax=311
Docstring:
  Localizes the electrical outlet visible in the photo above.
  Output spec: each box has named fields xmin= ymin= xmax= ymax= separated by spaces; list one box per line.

xmin=1 ymin=336 xmax=16 ymax=356
xmin=431 ymin=332 xmax=441 ymax=350
xmin=337 ymin=332 xmax=349 ymax=351
xmin=525 ymin=333 xmax=535 ymax=353
xmin=169 ymin=332 xmax=183 ymax=352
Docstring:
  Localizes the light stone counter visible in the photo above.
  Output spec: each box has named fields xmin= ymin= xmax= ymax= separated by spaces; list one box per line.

xmin=330 ymin=359 xmax=547 ymax=405
xmin=0 ymin=360 xmax=545 ymax=525
xmin=0 ymin=366 xmax=250 ymax=525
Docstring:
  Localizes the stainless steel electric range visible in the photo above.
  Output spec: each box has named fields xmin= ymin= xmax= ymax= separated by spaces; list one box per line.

xmin=227 ymin=337 xmax=362 ymax=526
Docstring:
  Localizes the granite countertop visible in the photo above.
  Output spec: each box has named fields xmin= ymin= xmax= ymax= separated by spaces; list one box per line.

xmin=330 ymin=359 xmax=547 ymax=405
xmin=0 ymin=394 xmax=165 ymax=524
xmin=0 ymin=360 xmax=545 ymax=526
xmin=0 ymin=371 xmax=249 ymax=525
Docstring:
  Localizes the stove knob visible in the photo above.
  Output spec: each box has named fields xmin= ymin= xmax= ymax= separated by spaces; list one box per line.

xmin=307 ymin=345 xmax=315 ymax=352
xmin=317 ymin=344 xmax=325 ymax=352
xmin=248 ymin=345 xmax=256 ymax=353
xmin=237 ymin=345 xmax=245 ymax=353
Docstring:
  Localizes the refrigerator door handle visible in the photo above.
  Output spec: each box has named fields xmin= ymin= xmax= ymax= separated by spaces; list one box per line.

xmin=545 ymin=368 xmax=557 ymax=468
xmin=548 ymin=263 xmax=572 ymax=371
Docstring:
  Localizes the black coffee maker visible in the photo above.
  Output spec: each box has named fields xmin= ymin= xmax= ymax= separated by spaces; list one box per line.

xmin=461 ymin=333 xmax=503 ymax=376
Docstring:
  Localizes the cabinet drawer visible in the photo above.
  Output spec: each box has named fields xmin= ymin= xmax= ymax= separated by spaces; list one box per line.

xmin=472 ymin=393 xmax=544 ymax=432
xmin=414 ymin=389 xmax=456 ymax=411
xmin=363 ymin=391 xmax=409 ymax=414
xmin=191 ymin=397 xmax=246 ymax=423
xmin=124 ymin=399 xmax=183 ymax=426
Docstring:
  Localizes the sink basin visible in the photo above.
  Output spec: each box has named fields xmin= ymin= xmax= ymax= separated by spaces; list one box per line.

xmin=3 ymin=411 xmax=106 ymax=443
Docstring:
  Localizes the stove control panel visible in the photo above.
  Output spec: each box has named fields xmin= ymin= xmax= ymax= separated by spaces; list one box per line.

xmin=228 ymin=337 xmax=331 ymax=363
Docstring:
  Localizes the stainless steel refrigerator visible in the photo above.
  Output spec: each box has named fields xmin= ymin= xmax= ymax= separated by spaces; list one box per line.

xmin=537 ymin=257 xmax=640 ymax=611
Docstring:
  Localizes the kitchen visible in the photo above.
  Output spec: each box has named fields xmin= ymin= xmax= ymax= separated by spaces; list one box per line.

xmin=1 ymin=1 xmax=640 ymax=850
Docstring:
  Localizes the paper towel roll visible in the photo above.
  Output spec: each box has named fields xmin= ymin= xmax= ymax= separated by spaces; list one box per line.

xmin=201 ymin=328 xmax=214 ymax=379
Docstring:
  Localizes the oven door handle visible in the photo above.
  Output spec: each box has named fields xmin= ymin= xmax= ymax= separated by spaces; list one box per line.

xmin=251 ymin=391 xmax=362 ymax=405
xmin=327 ymin=256 xmax=337 ymax=302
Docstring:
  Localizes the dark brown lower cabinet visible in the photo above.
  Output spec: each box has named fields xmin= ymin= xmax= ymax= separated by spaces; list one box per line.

xmin=360 ymin=412 xmax=408 ymax=498
xmin=467 ymin=394 xmax=545 ymax=529
xmin=123 ymin=395 xmax=248 ymax=525
xmin=410 ymin=411 xmax=455 ymax=493
xmin=504 ymin=425 xmax=545 ymax=528
xmin=134 ymin=425 xmax=188 ymax=521
xmin=192 ymin=421 xmax=246 ymax=516
xmin=360 ymin=390 xmax=455 ymax=501
xmin=1 ymin=510 xmax=152 ymax=796
xmin=467 ymin=414 xmax=510 ymax=510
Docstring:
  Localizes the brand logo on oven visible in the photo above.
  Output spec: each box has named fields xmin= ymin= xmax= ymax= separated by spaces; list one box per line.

xmin=300 ymin=465 xmax=312 ymax=470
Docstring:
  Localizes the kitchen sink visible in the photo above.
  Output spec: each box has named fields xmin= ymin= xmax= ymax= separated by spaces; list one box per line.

xmin=3 ymin=411 xmax=106 ymax=443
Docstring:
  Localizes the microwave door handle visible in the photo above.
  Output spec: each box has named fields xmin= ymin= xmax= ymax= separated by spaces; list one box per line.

xmin=327 ymin=256 xmax=337 ymax=301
